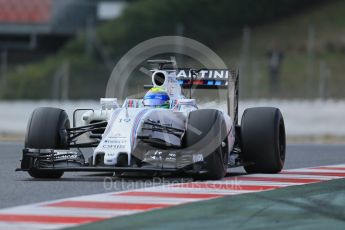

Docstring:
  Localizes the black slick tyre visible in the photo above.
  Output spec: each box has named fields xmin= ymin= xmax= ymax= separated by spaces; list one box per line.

xmin=241 ymin=107 xmax=286 ymax=173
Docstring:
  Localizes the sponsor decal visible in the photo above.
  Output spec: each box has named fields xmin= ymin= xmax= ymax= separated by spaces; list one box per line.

xmin=102 ymin=144 xmax=126 ymax=149
xmin=176 ymin=69 xmax=229 ymax=80
xmin=119 ymin=118 xmax=131 ymax=123
xmin=108 ymin=133 xmax=126 ymax=139
xmin=193 ymin=153 xmax=204 ymax=163
xmin=176 ymin=70 xmax=190 ymax=78
xmin=104 ymin=140 xmax=127 ymax=144
xmin=53 ymin=152 xmax=79 ymax=160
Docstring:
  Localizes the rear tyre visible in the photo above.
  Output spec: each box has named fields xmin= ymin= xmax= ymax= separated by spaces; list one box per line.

xmin=241 ymin=107 xmax=286 ymax=173
xmin=25 ymin=107 xmax=70 ymax=179
xmin=184 ymin=109 xmax=228 ymax=180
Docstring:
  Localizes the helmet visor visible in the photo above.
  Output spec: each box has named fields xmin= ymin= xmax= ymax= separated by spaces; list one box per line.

xmin=143 ymin=99 xmax=168 ymax=107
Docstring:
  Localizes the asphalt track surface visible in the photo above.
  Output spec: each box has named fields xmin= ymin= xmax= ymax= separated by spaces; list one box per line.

xmin=1 ymin=141 xmax=345 ymax=209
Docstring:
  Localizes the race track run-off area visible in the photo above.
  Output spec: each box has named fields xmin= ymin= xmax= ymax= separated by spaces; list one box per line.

xmin=1 ymin=164 xmax=345 ymax=229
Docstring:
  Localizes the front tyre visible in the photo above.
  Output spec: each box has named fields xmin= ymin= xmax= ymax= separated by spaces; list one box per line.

xmin=184 ymin=109 xmax=228 ymax=180
xmin=28 ymin=170 xmax=64 ymax=179
xmin=25 ymin=107 xmax=70 ymax=179
xmin=241 ymin=107 xmax=286 ymax=173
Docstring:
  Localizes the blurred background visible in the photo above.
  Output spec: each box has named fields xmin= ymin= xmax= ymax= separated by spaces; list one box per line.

xmin=0 ymin=0 xmax=344 ymax=142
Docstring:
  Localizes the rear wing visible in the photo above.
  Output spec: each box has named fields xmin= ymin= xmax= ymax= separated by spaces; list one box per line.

xmin=176 ymin=69 xmax=229 ymax=89
xmin=176 ymin=68 xmax=239 ymax=125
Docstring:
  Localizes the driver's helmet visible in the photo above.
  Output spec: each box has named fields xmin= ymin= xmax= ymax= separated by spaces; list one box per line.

xmin=143 ymin=87 xmax=170 ymax=108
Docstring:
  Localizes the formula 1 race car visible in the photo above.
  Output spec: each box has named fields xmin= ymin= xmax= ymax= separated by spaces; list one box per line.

xmin=16 ymin=60 xmax=286 ymax=180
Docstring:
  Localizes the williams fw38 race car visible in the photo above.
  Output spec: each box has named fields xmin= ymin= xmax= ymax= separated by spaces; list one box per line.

xmin=16 ymin=60 xmax=286 ymax=180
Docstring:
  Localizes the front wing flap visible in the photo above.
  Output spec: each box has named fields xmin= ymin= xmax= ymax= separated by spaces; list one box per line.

xmin=16 ymin=148 xmax=205 ymax=174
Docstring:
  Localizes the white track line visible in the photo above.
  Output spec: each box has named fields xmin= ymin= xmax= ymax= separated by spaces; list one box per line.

xmin=135 ymin=186 xmax=243 ymax=195
xmin=242 ymin=173 xmax=340 ymax=180
xmin=0 ymin=206 xmax=136 ymax=218
xmin=0 ymin=222 xmax=73 ymax=230
xmin=68 ymin=195 xmax=197 ymax=205
xmin=286 ymin=168 xmax=345 ymax=173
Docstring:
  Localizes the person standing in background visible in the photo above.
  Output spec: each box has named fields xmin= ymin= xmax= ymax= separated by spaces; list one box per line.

xmin=267 ymin=42 xmax=284 ymax=96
